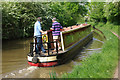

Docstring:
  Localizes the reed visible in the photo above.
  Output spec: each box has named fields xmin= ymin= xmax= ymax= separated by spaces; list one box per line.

xmin=49 ymin=71 xmax=57 ymax=79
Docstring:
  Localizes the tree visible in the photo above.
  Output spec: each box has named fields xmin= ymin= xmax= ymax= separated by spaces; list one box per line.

xmin=87 ymin=2 xmax=106 ymax=23
xmin=104 ymin=2 xmax=120 ymax=24
xmin=2 ymin=2 xmax=88 ymax=39
xmin=50 ymin=2 xmax=87 ymax=27
xmin=87 ymin=2 xmax=120 ymax=24
xmin=2 ymin=2 xmax=53 ymax=39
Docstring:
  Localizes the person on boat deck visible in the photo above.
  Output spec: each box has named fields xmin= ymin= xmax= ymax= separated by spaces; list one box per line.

xmin=50 ymin=18 xmax=63 ymax=51
xmin=34 ymin=17 xmax=46 ymax=55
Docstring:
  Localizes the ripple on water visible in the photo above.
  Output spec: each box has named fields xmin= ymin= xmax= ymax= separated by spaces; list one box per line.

xmin=3 ymin=66 xmax=38 ymax=78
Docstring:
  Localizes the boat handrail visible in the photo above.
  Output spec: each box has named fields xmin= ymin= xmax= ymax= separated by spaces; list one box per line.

xmin=30 ymin=41 xmax=59 ymax=56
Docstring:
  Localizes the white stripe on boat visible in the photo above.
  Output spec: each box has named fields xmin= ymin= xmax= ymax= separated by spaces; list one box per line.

xmin=27 ymin=56 xmax=57 ymax=62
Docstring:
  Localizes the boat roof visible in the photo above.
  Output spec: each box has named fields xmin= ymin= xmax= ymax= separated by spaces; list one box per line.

xmin=62 ymin=24 xmax=89 ymax=33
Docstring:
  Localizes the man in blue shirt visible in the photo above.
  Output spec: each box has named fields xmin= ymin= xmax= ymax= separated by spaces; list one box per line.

xmin=34 ymin=17 xmax=46 ymax=56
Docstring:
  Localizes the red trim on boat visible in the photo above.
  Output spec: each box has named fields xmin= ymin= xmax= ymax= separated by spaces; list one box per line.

xmin=28 ymin=61 xmax=58 ymax=67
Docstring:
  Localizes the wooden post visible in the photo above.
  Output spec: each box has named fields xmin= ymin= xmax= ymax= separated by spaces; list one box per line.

xmin=47 ymin=42 xmax=49 ymax=56
xmin=47 ymin=30 xmax=54 ymax=49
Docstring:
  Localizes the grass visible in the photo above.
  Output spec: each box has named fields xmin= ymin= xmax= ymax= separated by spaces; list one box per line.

xmin=88 ymin=22 xmax=119 ymax=35
xmin=50 ymin=22 xmax=119 ymax=78
xmin=61 ymin=23 xmax=118 ymax=78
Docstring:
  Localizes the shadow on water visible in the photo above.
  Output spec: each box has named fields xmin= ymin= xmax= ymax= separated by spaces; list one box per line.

xmin=2 ymin=31 xmax=105 ymax=78
xmin=2 ymin=38 xmax=33 ymax=50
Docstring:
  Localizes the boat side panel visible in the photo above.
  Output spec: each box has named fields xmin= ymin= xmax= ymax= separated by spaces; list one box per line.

xmin=62 ymin=25 xmax=91 ymax=50
xmin=57 ymin=32 xmax=93 ymax=64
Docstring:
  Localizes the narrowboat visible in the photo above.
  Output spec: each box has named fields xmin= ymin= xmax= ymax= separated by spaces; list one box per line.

xmin=27 ymin=24 xmax=93 ymax=67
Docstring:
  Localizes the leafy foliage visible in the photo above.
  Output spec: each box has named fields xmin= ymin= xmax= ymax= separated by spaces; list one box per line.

xmin=50 ymin=2 xmax=87 ymax=27
xmin=2 ymin=2 xmax=87 ymax=39
xmin=103 ymin=2 xmax=120 ymax=24
xmin=88 ymin=2 xmax=107 ymax=23
xmin=88 ymin=2 xmax=120 ymax=24
xmin=2 ymin=2 xmax=53 ymax=39
xmin=3 ymin=2 xmax=119 ymax=39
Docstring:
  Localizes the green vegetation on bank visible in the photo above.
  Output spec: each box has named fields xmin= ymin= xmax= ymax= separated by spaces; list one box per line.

xmin=59 ymin=23 xmax=118 ymax=78
xmin=2 ymin=2 xmax=86 ymax=39
xmin=2 ymin=2 xmax=120 ymax=40
xmin=88 ymin=22 xmax=119 ymax=35
xmin=87 ymin=2 xmax=120 ymax=25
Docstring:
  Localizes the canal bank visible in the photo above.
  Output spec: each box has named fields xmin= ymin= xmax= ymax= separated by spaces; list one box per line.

xmin=59 ymin=23 xmax=119 ymax=78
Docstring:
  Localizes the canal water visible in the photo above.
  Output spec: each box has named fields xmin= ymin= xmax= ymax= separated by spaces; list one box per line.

xmin=2 ymin=32 xmax=105 ymax=78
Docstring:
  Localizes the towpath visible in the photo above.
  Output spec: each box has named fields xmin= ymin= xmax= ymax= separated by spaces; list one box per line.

xmin=111 ymin=31 xmax=120 ymax=79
